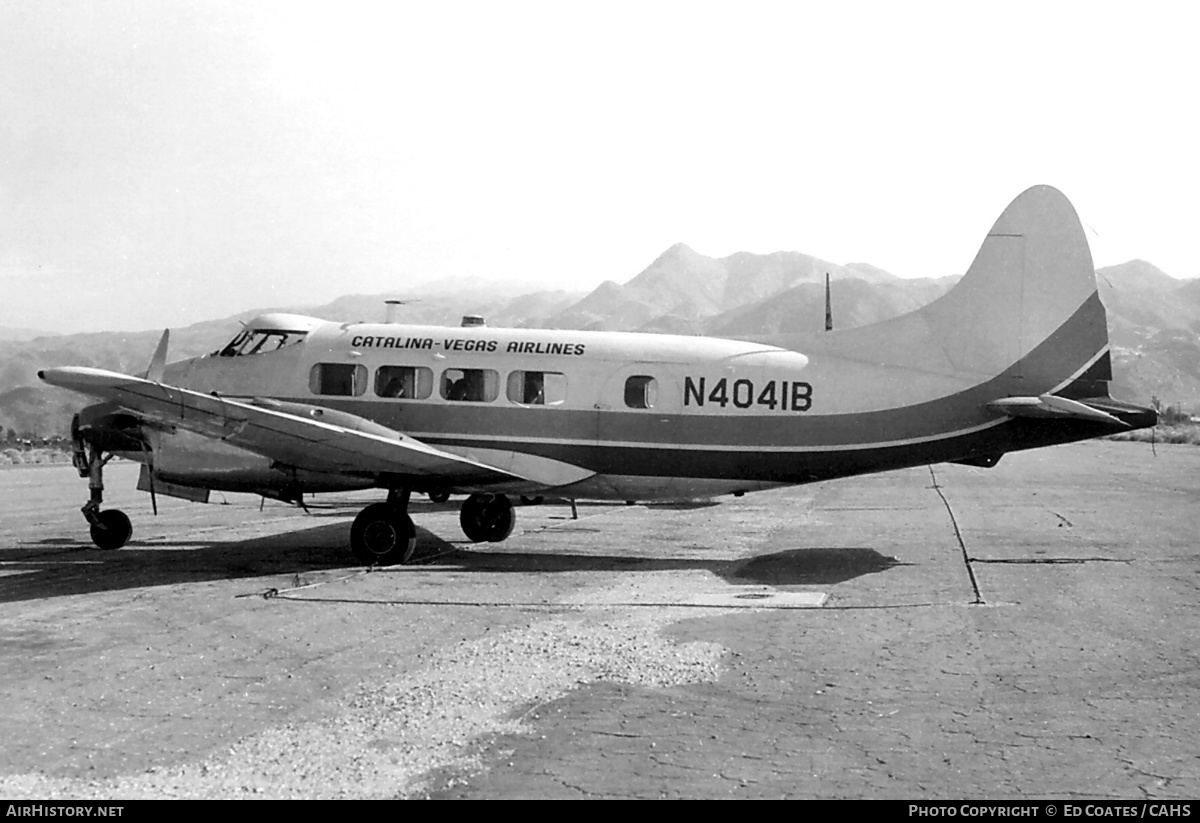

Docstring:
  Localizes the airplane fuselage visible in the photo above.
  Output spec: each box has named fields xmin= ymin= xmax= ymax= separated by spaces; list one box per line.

xmin=138 ymin=312 xmax=1129 ymax=502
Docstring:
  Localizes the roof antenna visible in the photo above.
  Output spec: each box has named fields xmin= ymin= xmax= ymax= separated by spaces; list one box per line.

xmin=824 ymin=272 xmax=833 ymax=331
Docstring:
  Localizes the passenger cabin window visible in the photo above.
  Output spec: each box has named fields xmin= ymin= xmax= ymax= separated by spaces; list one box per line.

xmin=375 ymin=366 xmax=433 ymax=399
xmin=309 ymin=363 xmax=367 ymax=396
xmin=506 ymin=371 xmax=567 ymax=406
xmin=440 ymin=368 xmax=499 ymax=402
xmin=624 ymin=375 xmax=658 ymax=409
xmin=219 ymin=328 xmax=308 ymax=357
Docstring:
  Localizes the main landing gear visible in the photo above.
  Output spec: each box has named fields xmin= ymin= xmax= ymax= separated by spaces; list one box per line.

xmin=459 ymin=493 xmax=515 ymax=543
xmin=74 ymin=429 xmax=132 ymax=550
xmin=350 ymin=489 xmax=417 ymax=566
xmin=349 ymin=491 xmax=516 ymax=565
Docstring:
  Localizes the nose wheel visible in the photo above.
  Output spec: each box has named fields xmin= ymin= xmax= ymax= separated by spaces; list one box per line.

xmin=77 ymin=429 xmax=133 ymax=550
xmin=460 ymin=493 xmax=515 ymax=543
xmin=88 ymin=508 xmax=133 ymax=551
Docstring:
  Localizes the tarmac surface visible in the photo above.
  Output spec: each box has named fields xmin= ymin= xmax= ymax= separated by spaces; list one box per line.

xmin=0 ymin=440 xmax=1197 ymax=799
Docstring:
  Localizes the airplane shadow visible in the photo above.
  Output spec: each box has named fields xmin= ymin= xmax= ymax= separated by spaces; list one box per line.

xmin=406 ymin=539 xmax=906 ymax=587
xmin=729 ymin=548 xmax=908 ymax=586
xmin=0 ymin=521 xmax=356 ymax=604
xmin=1 ymin=522 xmax=906 ymax=604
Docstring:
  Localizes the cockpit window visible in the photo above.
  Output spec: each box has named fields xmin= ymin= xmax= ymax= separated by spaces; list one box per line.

xmin=217 ymin=329 xmax=308 ymax=357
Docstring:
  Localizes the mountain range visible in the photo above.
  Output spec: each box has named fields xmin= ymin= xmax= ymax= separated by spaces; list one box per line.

xmin=3 ymin=247 xmax=1198 ymax=440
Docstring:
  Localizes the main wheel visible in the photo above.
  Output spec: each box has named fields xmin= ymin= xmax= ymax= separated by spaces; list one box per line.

xmin=459 ymin=493 xmax=515 ymax=543
xmin=519 ymin=495 xmax=544 ymax=506
xmin=350 ymin=503 xmax=417 ymax=565
xmin=428 ymin=490 xmax=451 ymax=504
xmin=89 ymin=509 xmax=132 ymax=550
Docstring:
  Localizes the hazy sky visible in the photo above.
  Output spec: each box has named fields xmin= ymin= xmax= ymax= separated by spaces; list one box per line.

xmin=2 ymin=1 xmax=1197 ymax=333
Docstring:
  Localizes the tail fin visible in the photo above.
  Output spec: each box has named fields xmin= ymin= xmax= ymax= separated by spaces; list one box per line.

xmin=920 ymin=184 xmax=1110 ymax=397
xmin=768 ymin=187 xmax=1109 ymax=399
xmin=762 ymin=185 xmax=1157 ymax=432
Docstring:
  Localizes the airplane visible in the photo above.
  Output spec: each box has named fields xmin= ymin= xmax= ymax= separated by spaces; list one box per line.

xmin=39 ymin=185 xmax=1158 ymax=565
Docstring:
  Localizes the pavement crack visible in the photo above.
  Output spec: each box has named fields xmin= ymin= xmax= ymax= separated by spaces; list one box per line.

xmin=590 ymin=730 xmax=643 ymax=739
xmin=970 ymin=557 xmax=1132 ymax=565
xmin=556 ymin=779 xmax=596 ymax=798
xmin=1048 ymin=510 xmax=1075 ymax=527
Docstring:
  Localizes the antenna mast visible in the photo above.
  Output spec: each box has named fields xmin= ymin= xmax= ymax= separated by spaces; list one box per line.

xmin=824 ymin=272 xmax=833 ymax=331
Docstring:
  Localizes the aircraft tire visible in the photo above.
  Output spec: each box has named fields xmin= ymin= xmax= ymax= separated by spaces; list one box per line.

xmin=428 ymin=490 xmax=451 ymax=504
xmin=460 ymin=493 xmax=515 ymax=543
xmin=519 ymin=495 xmax=544 ymax=506
xmin=350 ymin=503 xmax=417 ymax=566
xmin=90 ymin=509 xmax=132 ymax=550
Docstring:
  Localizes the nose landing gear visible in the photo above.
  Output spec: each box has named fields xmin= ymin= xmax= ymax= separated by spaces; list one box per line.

xmin=88 ymin=508 xmax=133 ymax=551
xmin=75 ymin=427 xmax=132 ymax=550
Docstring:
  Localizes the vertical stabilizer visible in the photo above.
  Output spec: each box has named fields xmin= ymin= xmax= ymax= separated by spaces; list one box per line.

xmin=920 ymin=185 xmax=1108 ymax=393
xmin=761 ymin=186 xmax=1116 ymax=415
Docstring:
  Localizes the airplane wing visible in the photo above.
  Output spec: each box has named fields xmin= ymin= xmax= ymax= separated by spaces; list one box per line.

xmin=39 ymin=366 xmax=526 ymax=485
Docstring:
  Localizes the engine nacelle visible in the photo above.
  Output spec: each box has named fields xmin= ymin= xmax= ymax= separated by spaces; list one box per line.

xmin=149 ymin=427 xmax=374 ymax=495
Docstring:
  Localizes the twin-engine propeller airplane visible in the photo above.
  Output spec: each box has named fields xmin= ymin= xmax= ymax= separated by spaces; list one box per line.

xmin=40 ymin=186 xmax=1157 ymax=564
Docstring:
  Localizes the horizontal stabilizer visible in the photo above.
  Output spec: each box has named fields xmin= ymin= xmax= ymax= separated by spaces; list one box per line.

xmin=988 ymin=394 xmax=1128 ymax=427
